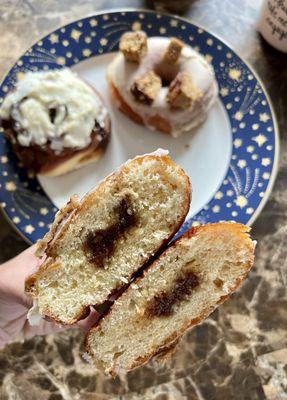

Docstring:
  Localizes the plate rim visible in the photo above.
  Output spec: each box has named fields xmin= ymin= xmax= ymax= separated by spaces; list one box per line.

xmin=0 ymin=7 xmax=280 ymax=244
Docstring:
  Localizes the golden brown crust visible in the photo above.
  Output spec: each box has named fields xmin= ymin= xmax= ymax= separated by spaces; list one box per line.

xmin=130 ymin=71 xmax=162 ymax=105
xmin=167 ymin=72 xmax=202 ymax=110
xmin=163 ymin=38 xmax=184 ymax=64
xmin=109 ymin=78 xmax=172 ymax=134
xmin=25 ymin=154 xmax=191 ymax=325
xmin=119 ymin=31 xmax=147 ymax=63
xmin=86 ymin=222 xmax=254 ymax=375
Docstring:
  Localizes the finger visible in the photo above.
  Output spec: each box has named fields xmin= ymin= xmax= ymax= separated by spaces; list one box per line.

xmin=76 ymin=309 xmax=101 ymax=331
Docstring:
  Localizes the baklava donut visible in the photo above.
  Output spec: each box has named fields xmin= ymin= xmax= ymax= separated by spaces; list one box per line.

xmin=108 ymin=31 xmax=218 ymax=137
xmin=0 ymin=68 xmax=110 ymax=176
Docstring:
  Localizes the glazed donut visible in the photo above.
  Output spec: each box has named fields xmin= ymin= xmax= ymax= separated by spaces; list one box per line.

xmin=0 ymin=69 xmax=110 ymax=176
xmin=108 ymin=31 xmax=218 ymax=137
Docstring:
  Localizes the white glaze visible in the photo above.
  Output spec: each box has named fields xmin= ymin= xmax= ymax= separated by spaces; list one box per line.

xmin=0 ymin=69 xmax=108 ymax=151
xmin=109 ymin=37 xmax=218 ymax=137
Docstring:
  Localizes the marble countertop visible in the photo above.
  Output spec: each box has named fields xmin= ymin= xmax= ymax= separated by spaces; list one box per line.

xmin=0 ymin=0 xmax=286 ymax=399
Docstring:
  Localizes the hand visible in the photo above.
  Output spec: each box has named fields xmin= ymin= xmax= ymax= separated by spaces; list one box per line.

xmin=0 ymin=245 xmax=99 ymax=350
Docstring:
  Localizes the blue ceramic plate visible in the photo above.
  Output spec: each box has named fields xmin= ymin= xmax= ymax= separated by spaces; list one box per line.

xmin=0 ymin=9 xmax=279 ymax=243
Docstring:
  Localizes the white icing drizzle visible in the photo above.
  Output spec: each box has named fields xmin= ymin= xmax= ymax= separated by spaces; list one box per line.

xmin=27 ymin=299 xmax=42 ymax=326
xmin=0 ymin=68 xmax=108 ymax=151
xmin=109 ymin=37 xmax=218 ymax=137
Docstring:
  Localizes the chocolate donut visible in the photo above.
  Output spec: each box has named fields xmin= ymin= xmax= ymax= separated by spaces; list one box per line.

xmin=0 ymin=69 xmax=111 ymax=176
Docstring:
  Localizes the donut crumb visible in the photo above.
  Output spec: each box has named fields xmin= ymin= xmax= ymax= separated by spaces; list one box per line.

xmin=119 ymin=31 xmax=147 ymax=63
xmin=163 ymin=38 xmax=184 ymax=64
xmin=131 ymin=71 xmax=162 ymax=105
xmin=167 ymin=72 xmax=202 ymax=109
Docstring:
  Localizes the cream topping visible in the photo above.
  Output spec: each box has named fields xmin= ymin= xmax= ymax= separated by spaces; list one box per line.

xmin=0 ymin=68 xmax=108 ymax=151
xmin=109 ymin=37 xmax=218 ymax=137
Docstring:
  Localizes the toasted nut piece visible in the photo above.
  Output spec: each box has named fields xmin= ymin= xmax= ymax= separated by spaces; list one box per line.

xmin=131 ymin=71 xmax=162 ymax=105
xmin=119 ymin=31 xmax=147 ymax=63
xmin=167 ymin=72 xmax=202 ymax=109
xmin=163 ymin=38 xmax=184 ymax=64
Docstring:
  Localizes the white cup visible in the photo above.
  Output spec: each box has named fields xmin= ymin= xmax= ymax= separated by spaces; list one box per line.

xmin=258 ymin=0 xmax=287 ymax=52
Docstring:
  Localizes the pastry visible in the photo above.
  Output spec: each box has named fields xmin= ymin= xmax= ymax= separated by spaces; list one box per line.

xmin=86 ymin=222 xmax=255 ymax=375
xmin=108 ymin=32 xmax=218 ymax=137
xmin=25 ymin=150 xmax=190 ymax=324
xmin=0 ymin=68 xmax=110 ymax=176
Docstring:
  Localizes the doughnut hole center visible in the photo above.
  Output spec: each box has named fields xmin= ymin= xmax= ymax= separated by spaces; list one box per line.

xmin=154 ymin=62 xmax=179 ymax=87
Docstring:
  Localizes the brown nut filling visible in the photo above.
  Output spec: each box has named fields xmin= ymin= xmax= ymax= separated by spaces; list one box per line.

xmin=163 ymin=37 xmax=184 ymax=64
xmin=119 ymin=31 xmax=147 ymax=63
xmin=130 ymin=71 xmax=162 ymax=105
xmin=167 ymin=71 xmax=202 ymax=110
xmin=145 ymin=271 xmax=199 ymax=317
xmin=83 ymin=196 xmax=137 ymax=268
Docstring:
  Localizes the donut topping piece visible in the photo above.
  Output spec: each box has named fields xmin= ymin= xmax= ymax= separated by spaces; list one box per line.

xmin=119 ymin=31 xmax=147 ymax=63
xmin=131 ymin=71 xmax=162 ymax=105
xmin=167 ymin=71 xmax=203 ymax=109
xmin=163 ymin=37 xmax=184 ymax=64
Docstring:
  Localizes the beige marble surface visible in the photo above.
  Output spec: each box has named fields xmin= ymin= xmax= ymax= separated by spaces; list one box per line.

xmin=0 ymin=1 xmax=287 ymax=399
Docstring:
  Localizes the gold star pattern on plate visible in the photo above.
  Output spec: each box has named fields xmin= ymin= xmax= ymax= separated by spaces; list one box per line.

xmin=89 ymin=19 xmax=98 ymax=27
xmin=234 ymin=139 xmax=242 ymax=148
xmin=1 ymin=156 xmax=8 ymax=163
xmin=100 ymin=38 xmax=108 ymax=46
xmin=25 ymin=225 xmax=35 ymax=234
xmin=259 ymin=113 xmax=270 ymax=122
xmin=252 ymin=123 xmax=259 ymax=130
xmin=212 ymin=205 xmax=220 ymax=213
xmin=5 ymin=181 xmax=16 ymax=191
xmin=192 ymin=221 xmax=200 ymax=227
xmin=62 ymin=40 xmax=69 ymax=47
xmin=228 ymin=68 xmax=241 ymax=80
xmin=204 ymin=54 xmax=213 ymax=63
xmin=13 ymin=216 xmax=20 ymax=224
xmin=71 ymin=29 xmax=82 ymax=42
xmin=235 ymin=195 xmax=248 ymax=208
xmin=206 ymin=38 xmax=213 ymax=46
xmin=49 ymin=34 xmax=59 ymax=44
xmin=40 ymin=207 xmax=49 ymax=215
xmin=215 ymin=191 xmax=223 ymax=199
xmin=220 ymin=87 xmax=229 ymax=97
xmin=82 ymin=49 xmax=92 ymax=57
xmin=246 ymin=208 xmax=254 ymax=214
xmin=132 ymin=21 xmax=141 ymax=31
xmin=237 ymin=159 xmax=246 ymax=169
xmin=263 ymin=172 xmax=270 ymax=180
xmin=56 ymin=57 xmax=66 ymax=66
xmin=159 ymin=27 xmax=167 ymax=34
xmin=234 ymin=111 xmax=243 ymax=121
xmin=170 ymin=19 xmax=178 ymax=27
xmin=262 ymin=158 xmax=271 ymax=166
xmin=252 ymin=134 xmax=267 ymax=147
xmin=247 ymin=146 xmax=254 ymax=153
xmin=38 ymin=221 xmax=45 ymax=227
